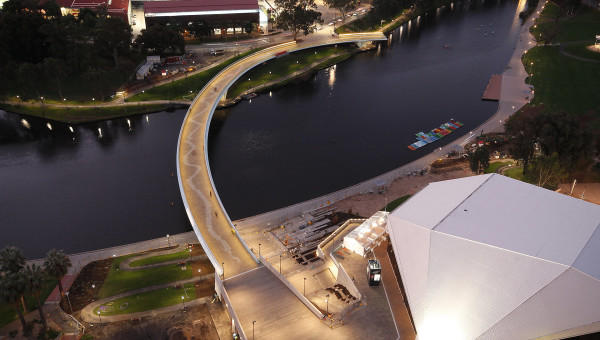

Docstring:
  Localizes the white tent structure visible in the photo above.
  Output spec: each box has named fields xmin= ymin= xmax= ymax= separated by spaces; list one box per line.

xmin=388 ymin=174 xmax=600 ymax=340
xmin=343 ymin=211 xmax=388 ymax=257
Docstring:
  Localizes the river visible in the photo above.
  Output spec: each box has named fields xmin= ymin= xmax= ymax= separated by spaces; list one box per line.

xmin=0 ymin=0 xmax=521 ymax=258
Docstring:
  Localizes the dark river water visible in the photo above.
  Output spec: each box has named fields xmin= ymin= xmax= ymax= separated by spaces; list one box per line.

xmin=0 ymin=0 xmax=521 ymax=258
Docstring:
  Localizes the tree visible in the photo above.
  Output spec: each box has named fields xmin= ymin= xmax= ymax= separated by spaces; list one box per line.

xmin=0 ymin=246 xmax=28 ymax=313
xmin=324 ymin=0 xmax=355 ymax=23
xmin=43 ymin=249 xmax=71 ymax=301
xmin=20 ymin=264 xmax=48 ymax=332
xmin=469 ymin=146 xmax=490 ymax=174
xmin=0 ymin=246 xmax=26 ymax=274
xmin=275 ymin=0 xmax=323 ymax=40
xmin=504 ymin=109 xmax=543 ymax=175
xmin=526 ymin=152 xmax=568 ymax=188
xmin=94 ymin=17 xmax=132 ymax=67
xmin=0 ymin=272 xmax=27 ymax=332
xmin=135 ymin=24 xmax=185 ymax=54
xmin=538 ymin=24 xmax=560 ymax=47
xmin=43 ymin=58 xmax=70 ymax=99
xmin=243 ymin=21 xmax=254 ymax=34
xmin=538 ymin=112 xmax=595 ymax=172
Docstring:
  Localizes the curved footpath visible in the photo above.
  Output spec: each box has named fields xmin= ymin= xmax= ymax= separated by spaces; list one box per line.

xmin=80 ymin=274 xmax=213 ymax=323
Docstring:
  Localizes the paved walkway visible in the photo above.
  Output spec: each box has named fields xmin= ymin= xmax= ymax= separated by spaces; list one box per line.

xmin=559 ymin=41 xmax=600 ymax=63
xmin=80 ymin=274 xmax=213 ymax=323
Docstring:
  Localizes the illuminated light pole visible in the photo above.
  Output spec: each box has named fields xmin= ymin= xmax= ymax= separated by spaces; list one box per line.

xmin=252 ymin=320 xmax=256 ymax=340
xmin=304 ymin=278 xmax=306 ymax=296
xmin=167 ymin=234 xmax=170 ymax=247
xmin=65 ymin=292 xmax=73 ymax=314
xmin=222 ymin=262 xmax=225 ymax=280
xmin=326 ymin=294 xmax=330 ymax=316
xmin=97 ymin=311 xmax=101 ymax=323
xmin=189 ymin=248 xmax=193 ymax=261
xmin=279 ymin=254 xmax=282 ymax=274
xmin=181 ymin=296 xmax=185 ymax=311
xmin=258 ymin=243 xmax=261 ymax=257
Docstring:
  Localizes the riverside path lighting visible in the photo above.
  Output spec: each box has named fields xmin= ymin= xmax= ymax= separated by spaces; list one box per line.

xmin=97 ymin=311 xmax=101 ymax=323
xmin=304 ymin=278 xmax=306 ymax=296
xmin=279 ymin=254 xmax=282 ymax=274
xmin=65 ymin=292 xmax=73 ymax=314
xmin=326 ymin=294 xmax=330 ymax=315
xmin=189 ymin=248 xmax=193 ymax=261
xmin=222 ymin=262 xmax=225 ymax=279
xmin=259 ymin=243 xmax=261 ymax=257
xmin=181 ymin=296 xmax=185 ymax=311
xmin=252 ymin=320 xmax=256 ymax=340
xmin=167 ymin=234 xmax=170 ymax=247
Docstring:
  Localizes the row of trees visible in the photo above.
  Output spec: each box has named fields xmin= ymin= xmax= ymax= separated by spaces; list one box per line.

xmin=0 ymin=246 xmax=71 ymax=335
xmin=0 ymin=0 xmax=187 ymax=101
xmin=505 ymin=109 xmax=595 ymax=187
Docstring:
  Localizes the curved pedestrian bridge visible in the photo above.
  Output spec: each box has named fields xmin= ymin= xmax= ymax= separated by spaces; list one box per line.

xmin=177 ymin=32 xmax=388 ymax=338
xmin=177 ymin=32 xmax=387 ymax=279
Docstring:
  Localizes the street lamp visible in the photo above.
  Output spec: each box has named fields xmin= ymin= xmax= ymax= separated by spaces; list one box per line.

xmin=65 ymin=291 xmax=73 ymax=314
xmin=181 ymin=296 xmax=185 ymax=311
xmin=92 ymin=283 xmax=96 ymax=299
xmin=304 ymin=278 xmax=306 ymax=296
xmin=97 ymin=311 xmax=101 ymax=323
xmin=222 ymin=262 xmax=225 ymax=280
xmin=258 ymin=243 xmax=261 ymax=257
xmin=252 ymin=320 xmax=256 ymax=340
xmin=326 ymin=294 xmax=330 ymax=315
xmin=279 ymin=254 xmax=282 ymax=274
xmin=189 ymin=248 xmax=193 ymax=261
xmin=167 ymin=234 xmax=170 ymax=247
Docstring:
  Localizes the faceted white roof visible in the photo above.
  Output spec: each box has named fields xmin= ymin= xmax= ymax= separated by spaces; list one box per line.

xmin=393 ymin=173 xmax=600 ymax=274
xmin=388 ymin=174 xmax=600 ymax=340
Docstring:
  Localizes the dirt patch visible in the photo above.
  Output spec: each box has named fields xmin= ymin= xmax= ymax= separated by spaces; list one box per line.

xmin=65 ymin=258 xmax=113 ymax=312
xmin=84 ymin=303 xmax=221 ymax=340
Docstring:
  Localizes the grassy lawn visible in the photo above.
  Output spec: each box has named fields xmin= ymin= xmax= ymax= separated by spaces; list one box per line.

xmin=505 ymin=167 xmax=524 ymax=181
xmin=522 ymin=46 xmax=600 ymax=122
xmin=531 ymin=5 xmax=600 ymax=44
xmin=226 ymin=45 xmax=354 ymax=99
xmin=381 ymin=195 xmax=412 ymax=211
xmin=0 ymin=277 xmax=58 ymax=328
xmin=485 ymin=161 xmax=513 ymax=174
xmin=563 ymin=42 xmax=600 ymax=61
xmin=129 ymin=250 xmax=191 ymax=267
xmin=98 ymin=254 xmax=193 ymax=299
xmin=93 ymin=283 xmax=197 ymax=316
xmin=127 ymin=49 xmax=262 ymax=102
xmin=0 ymin=103 xmax=183 ymax=124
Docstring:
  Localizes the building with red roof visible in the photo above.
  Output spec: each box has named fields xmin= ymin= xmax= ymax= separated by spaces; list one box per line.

xmin=52 ymin=0 xmax=131 ymax=24
xmin=144 ymin=0 xmax=259 ymax=34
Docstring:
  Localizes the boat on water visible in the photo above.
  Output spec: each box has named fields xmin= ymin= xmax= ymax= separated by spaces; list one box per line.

xmin=407 ymin=120 xmax=463 ymax=150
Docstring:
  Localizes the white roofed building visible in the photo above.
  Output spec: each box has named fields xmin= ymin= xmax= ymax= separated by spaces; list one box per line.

xmin=387 ymin=174 xmax=600 ymax=340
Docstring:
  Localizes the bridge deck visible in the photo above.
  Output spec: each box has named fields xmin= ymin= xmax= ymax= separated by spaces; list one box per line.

xmin=177 ymin=32 xmax=387 ymax=279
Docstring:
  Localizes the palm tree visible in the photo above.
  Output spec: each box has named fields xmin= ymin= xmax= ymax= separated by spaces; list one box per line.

xmin=0 ymin=246 xmax=28 ymax=313
xmin=43 ymin=249 xmax=71 ymax=301
xmin=0 ymin=272 xmax=27 ymax=331
xmin=20 ymin=264 xmax=47 ymax=331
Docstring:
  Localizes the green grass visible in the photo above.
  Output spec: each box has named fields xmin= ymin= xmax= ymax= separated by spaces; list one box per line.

xmin=381 ymin=195 xmax=412 ymax=212
xmin=127 ymin=49 xmax=263 ymax=102
xmin=0 ymin=103 xmax=185 ymax=124
xmin=129 ymin=250 xmax=191 ymax=267
xmin=505 ymin=167 xmax=524 ymax=180
xmin=0 ymin=277 xmax=58 ymax=328
xmin=531 ymin=5 xmax=600 ymax=44
xmin=226 ymin=45 xmax=354 ymax=99
xmin=563 ymin=42 xmax=600 ymax=61
xmin=522 ymin=46 xmax=600 ymax=122
xmin=93 ymin=283 xmax=197 ymax=316
xmin=98 ymin=254 xmax=193 ymax=299
xmin=485 ymin=161 xmax=513 ymax=174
